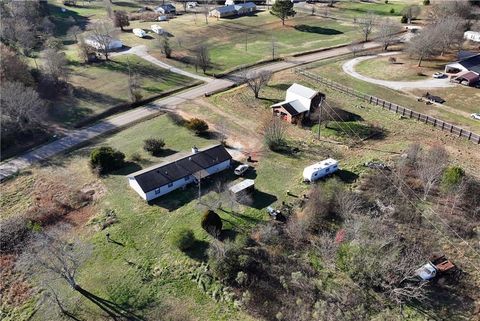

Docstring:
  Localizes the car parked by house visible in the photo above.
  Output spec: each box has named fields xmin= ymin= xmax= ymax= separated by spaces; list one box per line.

xmin=432 ymin=72 xmax=445 ymax=79
xmin=234 ymin=164 xmax=249 ymax=176
xmin=470 ymin=113 xmax=480 ymax=120
xmin=133 ymin=28 xmax=147 ymax=38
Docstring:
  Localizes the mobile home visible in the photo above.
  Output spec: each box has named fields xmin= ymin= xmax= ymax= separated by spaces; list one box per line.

xmin=303 ymin=158 xmax=339 ymax=182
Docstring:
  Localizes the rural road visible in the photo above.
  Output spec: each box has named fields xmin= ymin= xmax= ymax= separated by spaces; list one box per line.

xmin=342 ymin=52 xmax=454 ymax=90
xmin=0 ymin=41 xmax=380 ymax=181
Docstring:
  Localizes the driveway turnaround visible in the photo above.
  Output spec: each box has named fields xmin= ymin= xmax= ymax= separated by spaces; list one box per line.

xmin=0 ymin=42 xmax=381 ymax=181
xmin=342 ymin=52 xmax=454 ymax=90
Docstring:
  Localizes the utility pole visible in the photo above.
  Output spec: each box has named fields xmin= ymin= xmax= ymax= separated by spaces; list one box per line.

xmin=317 ymin=97 xmax=323 ymax=140
xmin=245 ymin=32 xmax=248 ymax=52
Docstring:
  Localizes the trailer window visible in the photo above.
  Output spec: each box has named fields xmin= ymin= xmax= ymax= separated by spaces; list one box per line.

xmin=326 ymin=168 xmax=330 ymax=173
xmin=155 ymin=188 xmax=161 ymax=194
xmin=168 ymin=183 xmax=173 ymax=188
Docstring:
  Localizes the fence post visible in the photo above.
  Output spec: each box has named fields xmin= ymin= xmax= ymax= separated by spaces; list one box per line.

xmin=468 ymin=132 xmax=472 ymax=140
xmin=450 ymin=125 xmax=453 ymax=133
xmin=369 ymin=96 xmax=372 ymax=104
xmin=441 ymin=122 xmax=444 ymax=130
xmin=402 ymin=108 xmax=405 ymax=116
xmin=417 ymin=113 xmax=421 ymax=121
xmin=425 ymin=116 xmax=429 ymax=124
xmin=459 ymin=128 xmax=462 ymax=137
xmin=409 ymin=110 xmax=413 ymax=118
xmin=433 ymin=119 xmax=436 ymax=127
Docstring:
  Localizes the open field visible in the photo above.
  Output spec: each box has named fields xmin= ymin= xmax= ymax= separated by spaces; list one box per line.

xmin=306 ymin=56 xmax=480 ymax=133
xmin=51 ymin=54 xmax=196 ymax=127
xmin=330 ymin=0 xmax=409 ymax=18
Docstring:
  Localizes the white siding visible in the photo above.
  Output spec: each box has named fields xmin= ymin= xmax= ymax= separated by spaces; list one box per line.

xmin=129 ymin=178 xmax=146 ymax=200
xmin=132 ymin=159 xmax=231 ymax=202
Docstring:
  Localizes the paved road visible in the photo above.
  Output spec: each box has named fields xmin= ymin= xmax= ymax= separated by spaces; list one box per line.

xmin=0 ymin=41 xmax=380 ymax=181
xmin=342 ymin=52 xmax=454 ymax=90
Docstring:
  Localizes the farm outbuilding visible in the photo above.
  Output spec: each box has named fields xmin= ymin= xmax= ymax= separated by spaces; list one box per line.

xmin=303 ymin=158 xmax=339 ymax=182
xmin=444 ymin=53 xmax=480 ymax=75
xmin=155 ymin=4 xmax=176 ymax=14
xmin=271 ymin=83 xmax=325 ymax=124
xmin=209 ymin=2 xmax=256 ymax=18
xmin=453 ymin=71 xmax=480 ymax=86
xmin=128 ymin=144 xmax=232 ymax=201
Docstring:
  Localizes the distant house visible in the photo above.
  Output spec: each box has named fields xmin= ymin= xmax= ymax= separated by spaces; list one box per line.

xmin=271 ymin=83 xmax=325 ymax=124
xmin=444 ymin=53 xmax=480 ymax=74
xmin=84 ymin=35 xmax=123 ymax=51
xmin=128 ymin=145 xmax=232 ymax=201
xmin=155 ymin=3 xmax=176 ymax=14
xmin=464 ymin=31 xmax=480 ymax=43
xmin=209 ymin=2 xmax=256 ymax=18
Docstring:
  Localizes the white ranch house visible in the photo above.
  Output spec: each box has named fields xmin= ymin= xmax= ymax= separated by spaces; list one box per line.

xmin=128 ymin=145 xmax=232 ymax=202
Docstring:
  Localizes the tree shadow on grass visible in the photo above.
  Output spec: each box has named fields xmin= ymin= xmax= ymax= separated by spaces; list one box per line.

xmin=150 ymin=148 xmax=177 ymax=158
xmin=184 ymin=239 xmax=209 ymax=262
xmin=294 ymin=25 xmax=343 ymax=35
xmin=220 ymin=229 xmax=238 ymax=242
xmin=268 ymin=83 xmax=290 ymax=91
xmin=112 ymin=162 xmax=143 ymax=176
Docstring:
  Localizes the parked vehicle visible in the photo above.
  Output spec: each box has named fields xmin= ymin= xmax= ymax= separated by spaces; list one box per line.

xmin=414 ymin=255 xmax=456 ymax=281
xmin=133 ymin=28 xmax=147 ymax=38
xmin=187 ymin=1 xmax=198 ymax=8
xmin=234 ymin=164 xmax=249 ymax=176
xmin=158 ymin=15 xmax=168 ymax=21
xmin=267 ymin=206 xmax=281 ymax=219
xmin=432 ymin=72 xmax=446 ymax=79
xmin=470 ymin=113 xmax=480 ymax=120
xmin=151 ymin=24 xmax=164 ymax=35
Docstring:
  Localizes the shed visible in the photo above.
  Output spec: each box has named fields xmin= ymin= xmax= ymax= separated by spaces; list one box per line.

xmin=85 ymin=36 xmax=123 ymax=51
xmin=464 ymin=31 xmax=480 ymax=43
xmin=229 ymin=179 xmax=255 ymax=201
xmin=303 ymin=158 xmax=339 ymax=182
xmin=444 ymin=53 xmax=480 ymax=74
xmin=453 ymin=71 xmax=480 ymax=86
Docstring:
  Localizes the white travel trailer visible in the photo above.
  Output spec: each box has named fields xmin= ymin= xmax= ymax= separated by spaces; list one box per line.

xmin=85 ymin=36 xmax=123 ymax=50
xmin=303 ymin=158 xmax=339 ymax=182
xmin=133 ymin=28 xmax=147 ymax=38
xmin=151 ymin=24 xmax=165 ymax=35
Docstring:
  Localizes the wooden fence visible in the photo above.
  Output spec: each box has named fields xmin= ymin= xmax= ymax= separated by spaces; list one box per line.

xmin=295 ymin=68 xmax=480 ymax=145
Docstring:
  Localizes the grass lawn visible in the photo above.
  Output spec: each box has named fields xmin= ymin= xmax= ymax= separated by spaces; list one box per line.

xmin=306 ymin=57 xmax=480 ymax=133
xmin=354 ymin=55 xmax=445 ymax=81
xmin=408 ymin=86 xmax=480 ymax=115
xmin=330 ymin=0 xmax=410 ymax=18
xmin=50 ymin=54 xmax=196 ymax=127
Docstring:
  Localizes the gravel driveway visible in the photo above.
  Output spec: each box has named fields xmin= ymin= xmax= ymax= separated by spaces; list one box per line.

xmin=342 ymin=52 xmax=454 ymax=90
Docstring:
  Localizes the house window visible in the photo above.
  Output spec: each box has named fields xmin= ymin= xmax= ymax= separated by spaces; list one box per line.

xmin=168 ymin=182 xmax=173 ymax=188
xmin=155 ymin=188 xmax=161 ymax=194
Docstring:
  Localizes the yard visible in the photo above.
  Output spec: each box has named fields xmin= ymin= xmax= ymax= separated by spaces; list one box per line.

xmin=50 ymin=54 xmax=197 ymax=127
xmin=306 ymin=56 xmax=480 ymax=133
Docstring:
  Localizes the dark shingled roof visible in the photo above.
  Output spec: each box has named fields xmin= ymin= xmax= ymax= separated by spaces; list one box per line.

xmin=129 ymin=145 xmax=231 ymax=193
xmin=457 ymin=54 xmax=480 ymax=74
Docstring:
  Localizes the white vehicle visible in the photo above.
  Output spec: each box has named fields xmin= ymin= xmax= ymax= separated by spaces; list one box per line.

xmin=133 ymin=28 xmax=147 ymax=38
xmin=303 ymin=158 xmax=339 ymax=182
xmin=150 ymin=24 xmax=164 ymax=35
xmin=432 ymin=72 xmax=445 ymax=79
xmin=187 ymin=1 xmax=198 ymax=8
xmin=158 ymin=15 xmax=168 ymax=21
xmin=234 ymin=164 xmax=249 ymax=176
xmin=415 ymin=262 xmax=437 ymax=281
xmin=471 ymin=113 xmax=480 ymax=120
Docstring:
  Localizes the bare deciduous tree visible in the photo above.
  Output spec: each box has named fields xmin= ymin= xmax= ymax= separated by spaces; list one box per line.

xmin=406 ymin=26 xmax=440 ymax=66
xmin=67 ymin=25 xmax=82 ymax=43
xmin=193 ymin=44 xmax=211 ymax=74
xmin=1 ymin=81 xmax=45 ymax=133
xmin=42 ymin=49 xmax=69 ymax=85
xmin=377 ymin=18 xmax=401 ymax=51
xmin=89 ymin=20 xmax=117 ymax=60
xmin=261 ymin=114 xmax=288 ymax=150
xmin=127 ymin=62 xmax=143 ymax=102
xmin=402 ymin=5 xmax=421 ymax=24
xmin=432 ymin=16 xmax=466 ymax=55
xmin=356 ymin=13 xmax=376 ymax=42
xmin=417 ymin=146 xmax=449 ymax=199
xmin=348 ymin=40 xmax=364 ymax=57
xmin=0 ymin=43 xmax=34 ymax=85
xmin=242 ymin=70 xmax=272 ymax=99
xmin=113 ymin=10 xmax=129 ymax=31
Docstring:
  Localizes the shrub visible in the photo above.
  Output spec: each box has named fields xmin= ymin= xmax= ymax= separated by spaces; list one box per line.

xmin=186 ymin=118 xmax=209 ymax=135
xmin=201 ymin=210 xmax=222 ymax=236
xmin=0 ymin=216 xmax=30 ymax=253
xmin=90 ymin=146 xmax=125 ymax=175
xmin=400 ymin=15 xmax=408 ymax=23
xmin=442 ymin=166 xmax=465 ymax=188
xmin=390 ymin=8 xmax=395 ymax=13
xmin=172 ymin=228 xmax=196 ymax=251
xmin=143 ymin=138 xmax=165 ymax=156
xmin=388 ymin=56 xmax=397 ymax=64
xmin=423 ymin=0 xmax=430 ymax=5
xmin=130 ymin=152 xmax=142 ymax=162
